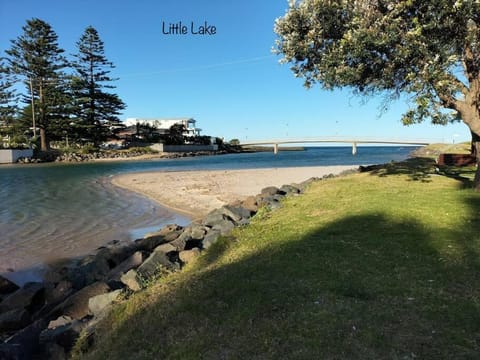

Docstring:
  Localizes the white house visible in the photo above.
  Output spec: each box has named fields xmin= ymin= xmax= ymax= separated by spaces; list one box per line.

xmin=124 ymin=117 xmax=202 ymax=137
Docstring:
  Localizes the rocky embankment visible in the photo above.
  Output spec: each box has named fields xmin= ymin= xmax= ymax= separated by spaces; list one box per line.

xmin=16 ymin=150 xmax=224 ymax=164
xmin=0 ymin=174 xmax=340 ymax=359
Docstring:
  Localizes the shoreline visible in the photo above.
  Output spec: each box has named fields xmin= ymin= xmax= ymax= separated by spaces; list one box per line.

xmin=112 ymin=165 xmax=358 ymax=220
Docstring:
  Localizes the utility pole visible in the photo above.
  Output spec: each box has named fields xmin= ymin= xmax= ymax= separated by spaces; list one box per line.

xmin=29 ymin=77 xmax=36 ymax=137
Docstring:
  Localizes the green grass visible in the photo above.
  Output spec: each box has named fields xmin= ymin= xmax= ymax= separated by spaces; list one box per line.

xmin=75 ymin=161 xmax=480 ymax=359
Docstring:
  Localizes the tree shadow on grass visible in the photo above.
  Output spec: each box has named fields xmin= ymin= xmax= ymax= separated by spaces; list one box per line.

xmin=89 ymin=206 xmax=480 ymax=359
xmin=361 ymin=157 xmax=476 ymax=188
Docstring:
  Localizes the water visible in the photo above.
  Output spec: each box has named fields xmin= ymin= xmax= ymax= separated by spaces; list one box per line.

xmin=0 ymin=146 xmax=416 ymax=284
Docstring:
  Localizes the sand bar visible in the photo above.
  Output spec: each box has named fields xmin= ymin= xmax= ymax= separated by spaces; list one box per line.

xmin=112 ymin=166 xmax=357 ymax=220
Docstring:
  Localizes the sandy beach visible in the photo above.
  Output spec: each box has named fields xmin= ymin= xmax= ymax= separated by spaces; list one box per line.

xmin=112 ymin=165 xmax=357 ymax=219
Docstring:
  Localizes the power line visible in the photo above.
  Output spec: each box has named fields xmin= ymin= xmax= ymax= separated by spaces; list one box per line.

xmin=119 ymin=55 xmax=276 ymax=78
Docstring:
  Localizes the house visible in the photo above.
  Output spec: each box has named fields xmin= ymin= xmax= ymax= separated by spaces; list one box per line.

xmin=124 ymin=118 xmax=202 ymax=137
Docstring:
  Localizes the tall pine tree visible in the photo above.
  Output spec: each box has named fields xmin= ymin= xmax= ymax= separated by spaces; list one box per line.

xmin=6 ymin=18 xmax=70 ymax=151
xmin=0 ymin=59 xmax=18 ymax=145
xmin=72 ymin=26 xmax=125 ymax=146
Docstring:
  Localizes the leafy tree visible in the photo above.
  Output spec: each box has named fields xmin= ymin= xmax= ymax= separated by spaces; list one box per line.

xmin=6 ymin=18 xmax=70 ymax=151
xmin=71 ymin=26 xmax=125 ymax=147
xmin=274 ymin=0 xmax=480 ymax=188
xmin=165 ymin=123 xmax=186 ymax=145
xmin=0 ymin=59 xmax=18 ymax=145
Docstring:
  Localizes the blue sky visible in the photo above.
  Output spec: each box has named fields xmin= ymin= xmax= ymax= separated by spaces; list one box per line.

xmin=0 ymin=0 xmax=471 ymax=143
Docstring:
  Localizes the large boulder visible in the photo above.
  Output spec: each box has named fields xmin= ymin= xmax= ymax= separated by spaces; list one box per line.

xmin=279 ymin=184 xmax=301 ymax=195
xmin=0 ymin=282 xmax=45 ymax=313
xmin=88 ymin=289 xmax=123 ymax=318
xmin=239 ymin=196 xmax=259 ymax=213
xmin=49 ymin=282 xmax=111 ymax=320
xmin=39 ymin=317 xmax=88 ymax=356
xmin=137 ymin=248 xmax=179 ymax=279
xmin=0 ymin=276 xmax=19 ymax=297
xmin=135 ymin=224 xmax=183 ymax=252
xmin=260 ymin=186 xmax=286 ymax=197
xmin=120 ymin=270 xmax=142 ymax=292
xmin=0 ymin=308 xmax=31 ymax=332
xmin=212 ymin=219 xmax=235 ymax=236
xmin=107 ymin=251 xmax=147 ymax=281
xmin=5 ymin=318 xmax=48 ymax=359
xmin=202 ymin=230 xmax=222 ymax=249
xmin=179 ymin=248 xmax=201 ymax=265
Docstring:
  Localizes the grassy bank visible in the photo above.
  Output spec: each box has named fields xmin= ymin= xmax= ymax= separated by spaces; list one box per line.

xmin=76 ymin=160 xmax=480 ymax=359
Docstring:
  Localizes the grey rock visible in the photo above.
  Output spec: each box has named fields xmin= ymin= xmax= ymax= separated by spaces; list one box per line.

xmin=137 ymin=250 xmax=177 ymax=279
xmin=39 ymin=318 xmax=87 ymax=353
xmin=202 ymin=230 xmax=221 ymax=249
xmin=0 ymin=282 xmax=44 ymax=313
xmin=0 ymin=308 xmax=30 ymax=332
xmin=179 ymin=248 xmax=201 ymax=264
xmin=120 ymin=269 xmax=142 ymax=292
xmin=107 ymin=251 xmax=147 ymax=281
xmin=48 ymin=315 xmax=73 ymax=329
xmin=279 ymin=184 xmax=301 ymax=195
xmin=220 ymin=205 xmax=252 ymax=224
xmin=49 ymin=281 xmax=110 ymax=320
xmin=5 ymin=318 xmax=48 ymax=359
xmin=212 ymin=219 xmax=235 ymax=236
xmin=168 ymin=231 xmax=191 ymax=251
xmin=88 ymin=289 xmax=122 ymax=318
xmin=154 ymin=243 xmax=177 ymax=254
xmin=0 ymin=276 xmax=19 ymax=296
xmin=0 ymin=343 xmax=26 ymax=360
xmin=261 ymin=186 xmax=286 ymax=196
xmin=185 ymin=223 xmax=208 ymax=240
xmin=202 ymin=210 xmax=226 ymax=227
xmin=240 ymin=196 xmax=259 ymax=213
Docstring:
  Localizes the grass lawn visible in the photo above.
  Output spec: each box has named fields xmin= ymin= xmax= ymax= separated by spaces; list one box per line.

xmin=76 ymin=159 xmax=480 ymax=359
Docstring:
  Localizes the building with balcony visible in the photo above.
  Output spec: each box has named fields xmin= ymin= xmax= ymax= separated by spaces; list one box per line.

xmin=124 ymin=117 xmax=202 ymax=137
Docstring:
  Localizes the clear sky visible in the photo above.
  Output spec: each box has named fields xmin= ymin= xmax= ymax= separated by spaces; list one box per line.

xmin=0 ymin=0 xmax=471 ymax=143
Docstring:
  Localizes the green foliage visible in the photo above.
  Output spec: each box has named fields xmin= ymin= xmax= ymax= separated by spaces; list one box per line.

xmin=71 ymin=26 xmax=125 ymax=146
xmin=274 ymin=0 xmax=480 ymax=130
xmin=6 ymin=18 xmax=71 ymax=151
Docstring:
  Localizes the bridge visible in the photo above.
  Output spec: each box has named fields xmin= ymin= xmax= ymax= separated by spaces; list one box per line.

xmin=239 ymin=136 xmax=439 ymax=155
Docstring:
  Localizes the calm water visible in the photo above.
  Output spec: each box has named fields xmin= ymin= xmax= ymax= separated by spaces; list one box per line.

xmin=0 ymin=146 xmax=416 ymax=283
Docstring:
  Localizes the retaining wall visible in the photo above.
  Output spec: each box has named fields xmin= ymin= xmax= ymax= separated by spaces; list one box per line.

xmin=0 ymin=149 xmax=33 ymax=164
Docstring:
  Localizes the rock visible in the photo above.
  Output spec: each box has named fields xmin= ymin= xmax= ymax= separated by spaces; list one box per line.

xmin=0 ymin=343 xmax=26 ymax=360
xmin=5 ymin=318 xmax=48 ymax=359
xmin=137 ymin=249 xmax=178 ymax=279
xmin=49 ymin=281 xmax=110 ymax=320
xmin=212 ymin=219 xmax=235 ymax=236
xmin=136 ymin=224 xmax=183 ymax=252
xmin=48 ymin=315 xmax=73 ymax=329
xmin=240 ymin=196 xmax=259 ymax=213
xmin=261 ymin=186 xmax=286 ymax=196
xmin=107 ymin=251 xmax=147 ymax=281
xmin=154 ymin=243 xmax=177 ymax=254
xmin=202 ymin=210 xmax=227 ymax=227
xmin=88 ymin=289 xmax=123 ymax=318
xmin=256 ymin=194 xmax=284 ymax=210
xmin=219 ymin=205 xmax=252 ymax=224
xmin=0 ymin=308 xmax=31 ymax=332
xmin=0 ymin=282 xmax=45 ymax=313
xmin=0 ymin=276 xmax=19 ymax=296
xmin=279 ymin=184 xmax=301 ymax=195
xmin=39 ymin=318 xmax=87 ymax=354
xmin=202 ymin=230 xmax=222 ymax=249
xmin=44 ymin=281 xmax=74 ymax=305
xmin=67 ymin=254 xmax=110 ymax=289
xmin=179 ymin=248 xmax=201 ymax=264
xmin=120 ymin=270 xmax=142 ymax=292
xmin=184 ymin=223 xmax=208 ymax=240
xmin=168 ymin=231 xmax=191 ymax=251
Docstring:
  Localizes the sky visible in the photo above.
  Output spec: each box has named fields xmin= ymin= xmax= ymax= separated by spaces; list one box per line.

xmin=0 ymin=0 xmax=471 ymax=144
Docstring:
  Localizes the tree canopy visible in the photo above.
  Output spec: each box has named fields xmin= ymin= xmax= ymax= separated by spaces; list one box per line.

xmin=6 ymin=18 xmax=70 ymax=151
xmin=274 ymin=0 xmax=480 ymax=187
xmin=71 ymin=26 xmax=125 ymax=146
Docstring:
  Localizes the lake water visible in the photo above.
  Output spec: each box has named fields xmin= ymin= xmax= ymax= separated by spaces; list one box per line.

xmin=0 ymin=146 xmax=416 ymax=284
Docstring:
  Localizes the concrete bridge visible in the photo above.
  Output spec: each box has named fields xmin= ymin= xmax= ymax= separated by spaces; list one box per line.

xmin=240 ymin=136 xmax=439 ymax=155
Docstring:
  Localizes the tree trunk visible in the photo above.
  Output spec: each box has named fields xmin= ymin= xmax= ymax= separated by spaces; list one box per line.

xmin=40 ymin=127 xmax=48 ymax=152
